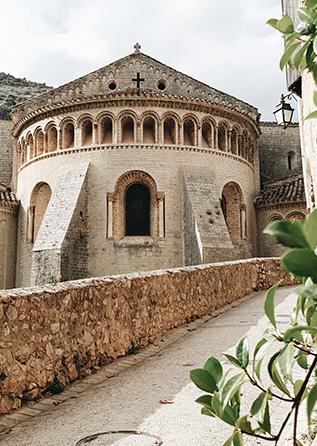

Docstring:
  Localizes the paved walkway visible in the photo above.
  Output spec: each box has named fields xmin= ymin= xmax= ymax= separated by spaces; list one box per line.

xmin=0 ymin=286 xmax=305 ymax=446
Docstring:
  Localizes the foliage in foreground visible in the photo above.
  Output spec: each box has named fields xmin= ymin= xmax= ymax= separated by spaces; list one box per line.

xmin=268 ymin=0 xmax=317 ymax=119
xmin=190 ymin=210 xmax=317 ymax=445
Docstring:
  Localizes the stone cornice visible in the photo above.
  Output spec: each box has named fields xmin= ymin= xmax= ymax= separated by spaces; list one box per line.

xmin=12 ymin=89 xmax=259 ymax=138
xmin=18 ymin=143 xmax=255 ymax=174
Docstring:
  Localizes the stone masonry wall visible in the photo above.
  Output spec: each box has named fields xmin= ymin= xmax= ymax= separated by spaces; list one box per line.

xmin=0 ymin=120 xmax=13 ymax=186
xmin=259 ymin=123 xmax=302 ymax=187
xmin=0 ymin=258 xmax=294 ymax=414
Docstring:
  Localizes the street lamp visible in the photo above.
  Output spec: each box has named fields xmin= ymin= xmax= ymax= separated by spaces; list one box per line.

xmin=273 ymin=94 xmax=295 ymax=129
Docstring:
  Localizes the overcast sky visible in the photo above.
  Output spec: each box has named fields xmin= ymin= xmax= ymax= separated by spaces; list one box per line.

xmin=1 ymin=0 xmax=287 ymax=120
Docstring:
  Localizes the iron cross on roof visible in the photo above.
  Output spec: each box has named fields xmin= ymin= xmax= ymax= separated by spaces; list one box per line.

xmin=132 ymin=72 xmax=145 ymax=89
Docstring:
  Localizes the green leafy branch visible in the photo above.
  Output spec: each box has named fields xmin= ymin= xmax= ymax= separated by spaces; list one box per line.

xmin=190 ymin=210 xmax=317 ymax=445
xmin=267 ymin=0 xmax=317 ymax=119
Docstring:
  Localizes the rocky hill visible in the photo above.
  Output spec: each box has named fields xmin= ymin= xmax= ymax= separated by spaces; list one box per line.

xmin=0 ymin=72 xmax=52 ymax=120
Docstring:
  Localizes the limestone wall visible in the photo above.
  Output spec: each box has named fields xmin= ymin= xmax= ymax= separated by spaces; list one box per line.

xmin=0 ymin=258 xmax=294 ymax=414
xmin=0 ymin=119 xmax=13 ymax=186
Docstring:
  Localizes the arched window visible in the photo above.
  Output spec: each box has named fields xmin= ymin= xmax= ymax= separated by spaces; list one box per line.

xmin=231 ymin=129 xmax=238 ymax=155
xmin=35 ymin=130 xmax=44 ymax=156
xmin=183 ymin=118 xmax=196 ymax=146
xmin=202 ymin=122 xmax=213 ymax=148
xmin=47 ymin=126 xmax=57 ymax=152
xmin=287 ymin=151 xmax=295 ymax=171
xmin=143 ymin=117 xmax=156 ymax=143
xmin=81 ymin=119 xmax=93 ymax=146
xmin=218 ymin=124 xmax=227 ymax=151
xmin=121 ymin=116 xmax=135 ymax=143
xmin=125 ymin=183 xmax=151 ymax=236
xmin=28 ymin=182 xmax=52 ymax=243
xmin=62 ymin=122 xmax=75 ymax=149
xmin=163 ymin=117 xmax=176 ymax=144
xmin=26 ymin=135 xmax=34 ymax=160
xmin=100 ymin=116 xmax=113 ymax=144
xmin=221 ymin=182 xmax=245 ymax=245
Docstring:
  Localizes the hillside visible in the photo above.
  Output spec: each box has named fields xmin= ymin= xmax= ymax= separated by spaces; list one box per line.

xmin=0 ymin=72 xmax=52 ymax=120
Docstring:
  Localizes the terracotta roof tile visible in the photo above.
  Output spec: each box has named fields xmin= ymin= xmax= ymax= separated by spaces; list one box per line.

xmin=255 ymin=175 xmax=306 ymax=207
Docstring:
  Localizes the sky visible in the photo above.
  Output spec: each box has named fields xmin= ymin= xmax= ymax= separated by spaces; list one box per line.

xmin=0 ymin=0 xmax=289 ymax=120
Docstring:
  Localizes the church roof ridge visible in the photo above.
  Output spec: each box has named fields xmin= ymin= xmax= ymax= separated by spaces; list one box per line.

xmin=12 ymin=48 xmax=258 ymax=120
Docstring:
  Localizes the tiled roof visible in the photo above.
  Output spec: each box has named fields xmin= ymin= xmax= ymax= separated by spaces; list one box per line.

xmin=0 ymin=184 xmax=19 ymax=207
xmin=255 ymin=175 xmax=306 ymax=208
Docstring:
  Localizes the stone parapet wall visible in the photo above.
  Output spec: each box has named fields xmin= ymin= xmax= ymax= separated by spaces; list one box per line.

xmin=0 ymin=258 xmax=294 ymax=414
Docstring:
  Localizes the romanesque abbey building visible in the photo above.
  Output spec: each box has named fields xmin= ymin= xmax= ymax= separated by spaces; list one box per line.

xmin=0 ymin=45 xmax=306 ymax=289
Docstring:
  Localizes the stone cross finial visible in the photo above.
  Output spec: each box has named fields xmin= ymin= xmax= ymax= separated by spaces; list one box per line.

xmin=134 ymin=42 xmax=141 ymax=53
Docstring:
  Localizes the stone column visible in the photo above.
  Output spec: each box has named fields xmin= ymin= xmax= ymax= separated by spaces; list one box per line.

xmin=57 ymin=129 xmax=62 ymax=150
xmin=93 ymin=123 xmax=98 ymax=145
xmin=215 ymin=126 xmax=219 ymax=149
xmin=228 ymin=129 xmax=232 ymax=153
xmin=158 ymin=192 xmax=165 ymax=238
xmin=197 ymin=125 xmax=202 ymax=147
xmin=240 ymin=204 xmax=247 ymax=240
xmin=107 ymin=193 xmax=114 ymax=238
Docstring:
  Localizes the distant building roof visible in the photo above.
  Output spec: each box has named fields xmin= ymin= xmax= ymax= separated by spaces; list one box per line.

xmin=0 ymin=183 xmax=19 ymax=207
xmin=255 ymin=175 xmax=306 ymax=208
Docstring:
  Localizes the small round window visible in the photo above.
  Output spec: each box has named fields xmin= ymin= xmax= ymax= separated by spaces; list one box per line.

xmin=157 ymin=80 xmax=167 ymax=91
xmin=108 ymin=82 xmax=117 ymax=91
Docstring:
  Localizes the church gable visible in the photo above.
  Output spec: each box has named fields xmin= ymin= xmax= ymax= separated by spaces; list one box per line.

xmin=12 ymin=45 xmax=257 ymax=122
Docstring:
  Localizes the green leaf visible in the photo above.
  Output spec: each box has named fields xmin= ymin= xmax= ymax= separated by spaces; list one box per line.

xmin=236 ymin=337 xmax=249 ymax=369
xmin=293 ymin=39 xmax=311 ymax=69
xmin=221 ymin=373 xmax=246 ymax=408
xmin=223 ymin=434 xmax=234 ymax=446
xmin=278 ymin=344 xmax=295 ymax=382
xmin=267 ymin=18 xmax=279 ymax=30
xmin=280 ymin=42 xmax=301 ymax=70
xmin=297 ymin=352 xmax=308 ymax=369
xmin=298 ymin=6 xmax=317 ymax=24
xmin=253 ymin=338 xmax=269 ymax=381
xmin=277 ymin=15 xmax=295 ymax=34
xmin=233 ymin=431 xmax=243 ymax=446
xmin=203 ymin=357 xmax=223 ymax=383
xmin=264 ymin=283 xmax=279 ymax=328
xmin=307 ymin=382 xmax=317 ymax=425
xmin=195 ymin=394 xmax=212 ymax=407
xmin=201 ymin=406 xmax=215 ymax=417
xmin=305 ymin=110 xmax=317 ymax=120
xmin=264 ymin=220 xmax=309 ymax=249
xmin=251 ymin=392 xmax=267 ymax=418
xmin=260 ymin=402 xmax=271 ymax=434
xmin=268 ymin=351 xmax=291 ymax=396
xmin=224 ymin=354 xmax=242 ymax=369
xmin=304 ymin=209 xmax=317 ymax=249
xmin=306 ymin=0 xmax=317 ymax=8
xmin=284 ymin=325 xmax=317 ymax=341
xmin=235 ymin=415 xmax=254 ymax=434
xmin=190 ymin=369 xmax=217 ymax=393
xmin=282 ymin=249 xmax=317 ymax=283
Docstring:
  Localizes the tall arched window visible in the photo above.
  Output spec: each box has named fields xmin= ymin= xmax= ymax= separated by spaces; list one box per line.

xmin=47 ymin=126 xmax=57 ymax=152
xmin=100 ymin=116 xmax=113 ymax=144
xmin=218 ymin=124 xmax=227 ymax=151
xmin=231 ymin=128 xmax=238 ymax=155
xmin=35 ymin=130 xmax=44 ymax=155
xmin=287 ymin=151 xmax=295 ymax=171
xmin=143 ymin=117 xmax=156 ymax=143
xmin=62 ymin=122 xmax=75 ymax=149
xmin=202 ymin=122 xmax=213 ymax=148
xmin=121 ymin=116 xmax=135 ymax=143
xmin=163 ymin=117 xmax=176 ymax=144
xmin=183 ymin=118 xmax=196 ymax=146
xmin=81 ymin=119 xmax=93 ymax=146
xmin=125 ymin=183 xmax=151 ymax=236
xmin=28 ymin=182 xmax=52 ymax=243
xmin=221 ymin=182 xmax=245 ymax=245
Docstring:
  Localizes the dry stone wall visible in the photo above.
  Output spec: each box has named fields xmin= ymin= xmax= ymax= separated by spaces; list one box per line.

xmin=0 ymin=258 xmax=294 ymax=414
